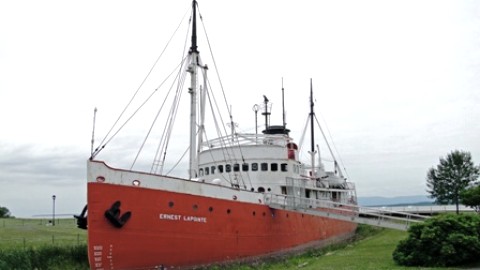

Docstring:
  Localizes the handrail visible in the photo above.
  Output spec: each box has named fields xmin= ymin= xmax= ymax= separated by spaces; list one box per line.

xmin=201 ymin=133 xmax=290 ymax=149
xmin=264 ymin=193 xmax=428 ymax=231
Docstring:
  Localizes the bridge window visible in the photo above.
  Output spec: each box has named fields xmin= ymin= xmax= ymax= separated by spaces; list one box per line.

xmin=205 ymin=167 xmax=209 ymax=175
xmin=281 ymin=186 xmax=287 ymax=195
xmin=258 ymin=187 xmax=265 ymax=193
xmin=211 ymin=166 xmax=216 ymax=174
xmin=281 ymin=163 xmax=288 ymax=172
xmin=218 ymin=165 xmax=224 ymax=173
xmin=199 ymin=168 xmax=204 ymax=176
xmin=252 ymin=163 xmax=258 ymax=171
xmin=271 ymin=163 xmax=278 ymax=171
xmin=226 ymin=164 xmax=231 ymax=172
xmin=242 ymin=163 xmax=249 ymax=171
xmin=233 ymin=163 xmax=240 ymax=172
xmin=261 ymin=163 xmax=268 ymax=171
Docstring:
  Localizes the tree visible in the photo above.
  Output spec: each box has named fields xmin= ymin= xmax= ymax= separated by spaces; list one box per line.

xmin=426 ymin=150 xmax=479 ymax=214
xmin=0 ymin=206 xmax=11 ymax=218
xmin=393 ymin=213 xmax=480 ymax=267
xmin=461 ymin=185 xmax=480 ymax=213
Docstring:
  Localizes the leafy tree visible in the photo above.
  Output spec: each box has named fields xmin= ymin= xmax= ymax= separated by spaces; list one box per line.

xmin=393 ymin=213 xmax=480 ymax=267
xmin=0 ymin=206 xmax=11 ymax=218
xmin=461 ymin=185 xmax=480 ymax=213
xmin=426 ymin=150 xmax=479 ymax=214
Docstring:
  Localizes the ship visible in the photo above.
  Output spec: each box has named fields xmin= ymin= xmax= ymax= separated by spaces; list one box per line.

xmin=75 ymin=1 xmax=358 ymax=269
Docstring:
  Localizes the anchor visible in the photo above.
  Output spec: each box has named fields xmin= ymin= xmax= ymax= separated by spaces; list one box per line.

xmin=74 ymin=204 xmax=88 ymax=230
xmin=104 ymin=201 xmax=132 ymax=228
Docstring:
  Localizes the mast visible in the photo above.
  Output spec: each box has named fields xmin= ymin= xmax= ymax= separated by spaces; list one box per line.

xmin=90 ymin=107 xmax=97 ymax=160
xmin=262 ymin=95 xmax=270 ymax=131
xmin=282 ymin=78 xmax=286 ymax=130
xmin=309 ymin=79 xmax=315 ymax=153
xmin=188 ymin=0 xmax=199 ymax=179
xmin=309 ymin=79 xmax=317 ymax=178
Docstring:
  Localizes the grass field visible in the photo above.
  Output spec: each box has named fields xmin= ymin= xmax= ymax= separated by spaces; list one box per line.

xmin=220 ymin=227 xmax=461 ymax=270
xmin=0 ymin=218 xmax=86 ymax=249
xmin=0 ymin=218 xmax=88 ymax=269
xmin=0 ymin=219 xmax=472 ymax=269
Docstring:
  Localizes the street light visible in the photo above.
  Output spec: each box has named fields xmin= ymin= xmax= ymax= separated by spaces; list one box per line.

xmin=52 ymin=195 xmax=56 ymax=226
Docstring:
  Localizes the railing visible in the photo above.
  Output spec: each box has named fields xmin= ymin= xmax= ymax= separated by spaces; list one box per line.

xmin=364 ymin=205 xmax=475 ymax=215
xmin=201 ymin=133 xmax=289 ymax=149
xmin=264 ymin=193 xmax=428 ymax=231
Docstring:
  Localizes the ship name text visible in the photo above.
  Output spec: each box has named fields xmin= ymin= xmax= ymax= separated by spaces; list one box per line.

xmin=159 ymin=213 xmax=207 ymax=223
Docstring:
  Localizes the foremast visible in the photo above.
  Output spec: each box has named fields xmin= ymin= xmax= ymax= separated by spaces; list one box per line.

xmin=309 ymin=79 xmax=317 ymax=179
xmin=188 ymin=0 xmax=199 ymax=179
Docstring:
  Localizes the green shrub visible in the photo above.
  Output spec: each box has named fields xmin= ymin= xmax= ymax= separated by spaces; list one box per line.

xmin=392 ymin=213 xmax=480 ymax=267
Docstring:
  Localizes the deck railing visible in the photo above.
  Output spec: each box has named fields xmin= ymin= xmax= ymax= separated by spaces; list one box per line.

xmin=264 ymin=193 xmax=428 ymax=231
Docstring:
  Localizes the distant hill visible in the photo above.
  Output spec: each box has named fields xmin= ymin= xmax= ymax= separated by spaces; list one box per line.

xmin=357 ymin=195 xmax=434 ymax=207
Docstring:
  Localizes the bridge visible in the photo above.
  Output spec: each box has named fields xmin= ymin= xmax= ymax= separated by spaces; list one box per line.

xmin=264 ymin=194 xmax=429 ymax=231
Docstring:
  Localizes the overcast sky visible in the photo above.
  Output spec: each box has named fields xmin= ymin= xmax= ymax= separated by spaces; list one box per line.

xmin=1 ymin=0 xmax=479 ymax=217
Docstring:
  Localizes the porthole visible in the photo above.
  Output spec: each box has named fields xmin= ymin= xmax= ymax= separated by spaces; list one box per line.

xmin=168 ymin=201 xmax=174 ymax=208
xmin=252 ymin=211 xmax=256 ymax=216
xmin=193 ymin=204 xmax=198 ymax=210
xmin=208 ymin=207 xmax=213 ymax=212
xmin=227 ymin=209 xmax=231 ymax=214
xmin=96 ymin=176 xmax=105 ymax=182
xmin=262 ymin=212 xmax=266 ymax=217
xmin=132 ymin=180 xmax=141 ymax=186
xmin=233 ymin=195 xmax=237 ymax=200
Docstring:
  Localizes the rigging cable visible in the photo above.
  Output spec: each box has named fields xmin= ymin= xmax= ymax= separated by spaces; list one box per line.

xmin=197 ymin=10 xmax=243 ymax=186
xmin=158 ymin=69 xmax=188 ymax=174
xmin=198 ymin=8 xmax=234 ymax=134
xmin=155 ymin=13 xmax=197 ymax=175
xmin=150 ymin=66 xmax=188 ymax=173
xmin=314 ymin=114 xmax=350 ymax=179
xmin=130 ymin=56 xmax=189 ymax=170
xmin=91 ymin=8 xmax=190 ymax=159
xmin=202 ymin=86 xmax=241 ymax=186
xmin=298 ymin=115 xmax=310 ymax=156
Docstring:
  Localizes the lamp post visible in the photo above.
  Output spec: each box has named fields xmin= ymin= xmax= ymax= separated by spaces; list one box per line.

xmin=52 ymin=195 xmax=56 ymax=226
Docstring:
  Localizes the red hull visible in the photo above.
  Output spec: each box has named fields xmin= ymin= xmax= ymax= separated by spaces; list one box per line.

xmin=88 ymin=182 xmax=357 ymax=269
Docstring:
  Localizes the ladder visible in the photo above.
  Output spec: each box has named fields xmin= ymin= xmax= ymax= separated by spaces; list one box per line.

xmin=264 ymin=194 xmax=428 ymax=231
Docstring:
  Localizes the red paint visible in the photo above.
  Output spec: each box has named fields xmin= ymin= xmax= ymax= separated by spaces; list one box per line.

xmin=88 ymin=183 xmax=357 ymax=269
